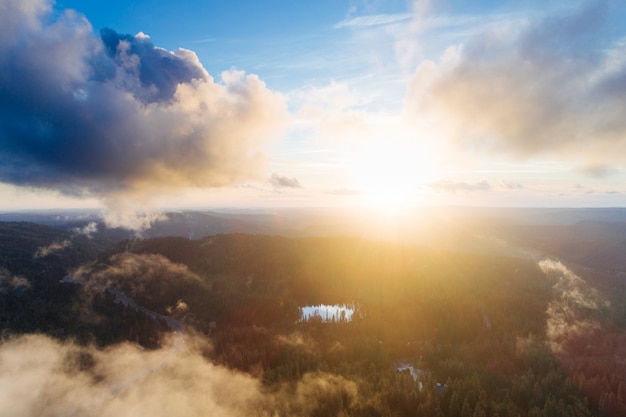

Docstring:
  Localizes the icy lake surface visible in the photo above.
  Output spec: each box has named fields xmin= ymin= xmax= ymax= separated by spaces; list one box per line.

xmin=300 ymin=304 xmax=356 ymax=322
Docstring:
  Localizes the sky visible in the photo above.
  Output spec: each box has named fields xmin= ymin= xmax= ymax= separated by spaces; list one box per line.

xmin=2 ymin=0 xmax=626 ymax=224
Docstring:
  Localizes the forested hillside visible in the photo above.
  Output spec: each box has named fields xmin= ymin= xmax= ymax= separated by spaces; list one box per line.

xmin=2 ymin=223 xmax=626 ymax=416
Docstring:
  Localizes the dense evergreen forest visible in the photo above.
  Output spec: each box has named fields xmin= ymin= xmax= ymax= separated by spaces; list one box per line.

xmin=1 ymin=222 xmax=626 ymax=416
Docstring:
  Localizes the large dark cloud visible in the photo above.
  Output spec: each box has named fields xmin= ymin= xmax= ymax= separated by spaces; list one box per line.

xmin=408 ymin=1 xmax=626 ymax=169
xmin=0 ymin=0 xmax=286 ymax=213
xmin=97 ymin=28 xmax=208 ymax=104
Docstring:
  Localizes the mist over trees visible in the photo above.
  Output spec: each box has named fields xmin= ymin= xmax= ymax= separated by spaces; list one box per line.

xmin=1 ymin=217 xmax=626 ymax=416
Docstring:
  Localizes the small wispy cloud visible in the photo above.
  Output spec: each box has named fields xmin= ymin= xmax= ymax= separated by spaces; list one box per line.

xmin=499 ymin=180 xmax=524 ymax=190
xmin=269 ymin=173 xmax=302 ymax=189
xmin=34 ymin=240 xmax=71 ymax=258
xmin=187 ymin=37 xmax=216 ymax=44
xmin=429 ymin=180 xmax=491 ymax=193
xmin=73 ymin=222 xmax=98 ymax=238
xmin=334 ymin=13 xmax=412 ymax=29
xmin=0 ymin=332 xmax=362 ymax=417
xmin=538 ymin=259 xmax=609 ymax=353
xmin=0 ymin=269 xmax=31 ymax=293
xmin=575 ymin=163 xmax=620 ymax=178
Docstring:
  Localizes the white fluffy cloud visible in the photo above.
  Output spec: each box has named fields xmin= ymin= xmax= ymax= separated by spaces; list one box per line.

xmin=0 ymin=333 xmax=363 ymax=417
xmin=407 ymin=2 xmax=626 ymax=169
xmin=0 ymin=334 xmax=262 ymax=417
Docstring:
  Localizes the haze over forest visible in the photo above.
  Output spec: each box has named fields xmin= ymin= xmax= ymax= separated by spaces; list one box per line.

xmin=2 ymin=207 xmax=626 ymax=416
xmin=2 ymin=0 xmax=626 ymax=416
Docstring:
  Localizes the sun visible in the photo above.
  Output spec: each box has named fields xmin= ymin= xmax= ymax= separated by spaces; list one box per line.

xmin=348 ymin=138 xmax=436 ymax=211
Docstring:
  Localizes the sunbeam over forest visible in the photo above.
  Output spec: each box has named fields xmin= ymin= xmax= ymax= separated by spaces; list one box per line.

xmin=2 ymin=0 xmax=626 ymax=416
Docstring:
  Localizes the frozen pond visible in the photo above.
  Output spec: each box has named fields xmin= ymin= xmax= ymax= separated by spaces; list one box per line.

xmin=396 ymin=364 xmax=422 ymax=381
xmin=396 ymin=362 xmax=424 ymax=390
xmin=300 ymin=304 xmax=357 ymax=322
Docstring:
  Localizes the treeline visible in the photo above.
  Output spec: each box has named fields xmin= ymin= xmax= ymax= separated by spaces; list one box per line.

xmin=0 ymin=221 xmax=162 ymax=346
xmin=120 ymin=234 xmax=604 ymax=416
xmin=0 ymin=221 xmax=122 ymax=279
xmin=4 ymin=230 xmax=626 ymax=415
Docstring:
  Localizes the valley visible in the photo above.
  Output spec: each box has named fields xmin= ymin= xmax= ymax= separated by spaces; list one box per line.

xmin=2 ymin=208 xmax=626 ymax=416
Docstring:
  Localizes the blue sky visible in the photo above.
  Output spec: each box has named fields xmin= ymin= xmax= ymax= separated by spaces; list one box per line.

xmin=1 ymin=0 xmax=626 ymax=224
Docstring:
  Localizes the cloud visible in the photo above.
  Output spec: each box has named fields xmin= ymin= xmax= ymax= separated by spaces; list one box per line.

xmin=72 ymin=221 xmax=98 ymax=237
xmin=33 ymin=239 xmax=71 ymax=258
xmin=499 ymin=180 xmax=524 ymax=190
xmin=166 ymin=299 xmax=189 ymax=316
xmin=265 ymin=371 xmax=359 ymax=417
xmin=575 ymin=163 xmax=620 ymax=178
xmin=292 ymin=81 xmax=369 ymax=144
xmin=538 ymin=259 xmax=609 ymax=353
xmin=538 ymin=259 xmax=605 ymax=311
xmin=334 ymin=13 xmax=413 ymax=29
xmin=0 ymin=268 xmax=31 ymax=294
xmin=0 ymin=0 xmax=287 ymax=227
xmin=407 ymin=2 xmax=626 ymax=170
xmin=0 ymin=334 xmax=263 ymax=417
xmin=101 ymin=199 xmax=167 ymax=232
xmin=269 ymin=173 xmax=302 ymax=188
xmin=71 ymin=253 xmax=207 ymax=314
xmin=0 ymin=332 xmax=364 ymax=417
xmin=2 ymin=256 xmax=366 ymax=416
xmin=429 ymin=180 xmax=491 ymax=193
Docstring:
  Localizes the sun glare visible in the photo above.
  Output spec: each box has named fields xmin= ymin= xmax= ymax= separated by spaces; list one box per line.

xmin=348 ymin=138 xmax=436 ymax=211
